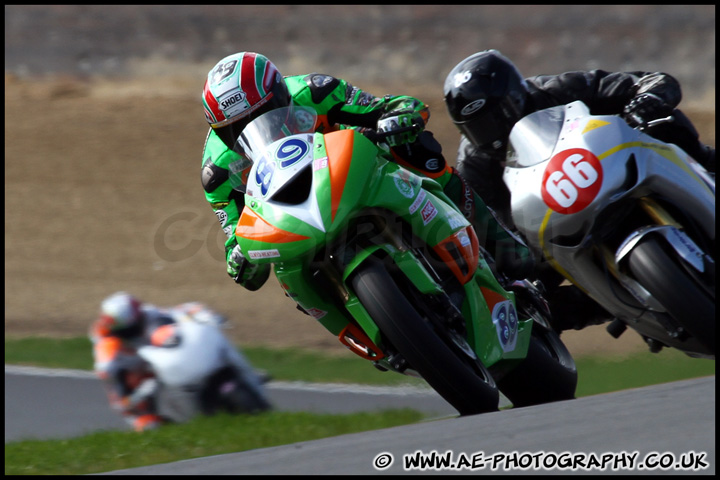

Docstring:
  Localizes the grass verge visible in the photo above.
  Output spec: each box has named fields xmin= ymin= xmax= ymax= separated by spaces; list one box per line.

xmin=4 ymin=409 xmax=424 ymax=475
xmin=4 ymin=336 xmax=714 ymax=475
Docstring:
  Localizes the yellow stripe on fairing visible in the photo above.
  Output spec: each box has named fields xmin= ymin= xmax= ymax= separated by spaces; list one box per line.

xmin=537 ymin=140 xmax=710 ymax=284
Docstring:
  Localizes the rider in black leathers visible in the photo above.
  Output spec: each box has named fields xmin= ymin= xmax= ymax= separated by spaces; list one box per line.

xmin=443 ymin=49 xmax=715 ymax=331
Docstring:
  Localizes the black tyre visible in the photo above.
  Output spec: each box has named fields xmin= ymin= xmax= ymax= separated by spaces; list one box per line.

xmin=201 ymin=367 xmax=272 ymax=415
xmin=221 ymin=378 xmax=272 ymax=415
xmin=497 ymin=324 xmax=578 ymax=408
xmin=627 ymin=236 xmax=715 ymax=354
xmin=351 ymin=255 xmax=499 ymax=416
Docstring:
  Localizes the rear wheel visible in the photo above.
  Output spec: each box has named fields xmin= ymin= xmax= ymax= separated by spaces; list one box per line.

xmin=497 ymin=324 xmax=577 ymax=408
xmin=200 ymin=367 xmax=272 ymax=415
xmin=351 ymin=255 xmax=499 ymax=416
xmin=627 ymin=236 xmax=715 ymax=354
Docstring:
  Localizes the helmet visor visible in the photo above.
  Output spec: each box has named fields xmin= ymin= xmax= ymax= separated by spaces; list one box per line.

xmin=457 ymin=106 xmax=516 ymax=150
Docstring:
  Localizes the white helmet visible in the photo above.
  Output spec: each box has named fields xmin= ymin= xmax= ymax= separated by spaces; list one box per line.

xmin=99 ymin=292 xmax=144 ymax=337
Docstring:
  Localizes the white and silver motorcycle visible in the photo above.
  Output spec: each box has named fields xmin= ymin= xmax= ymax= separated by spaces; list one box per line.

xmin=136 ymin=318 xmax=272 ymax=422
xmin=504 ymin=100 xmax=715 ymax=358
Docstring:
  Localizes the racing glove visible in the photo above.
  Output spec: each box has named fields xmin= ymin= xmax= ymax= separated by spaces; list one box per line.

xmin=376 ymin=110 xmax=425 ymax=147
xmin=622 ymin=93 xmax=674 ymax=128
xmin=227 ymin=244 xmax=271 ymax=291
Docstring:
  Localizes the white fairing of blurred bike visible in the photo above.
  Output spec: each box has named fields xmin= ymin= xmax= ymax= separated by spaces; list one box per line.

xmin=138 ymin=321 xmax=233 ymax=388
xmin=503 ymin=101 xmax=715 ymax=356
xmin=137 ymin=320 xmax=270 ymax=422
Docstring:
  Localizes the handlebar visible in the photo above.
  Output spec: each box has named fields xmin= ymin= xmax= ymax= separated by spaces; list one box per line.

xmin=637 ymin=115 xmax=675 ymax=132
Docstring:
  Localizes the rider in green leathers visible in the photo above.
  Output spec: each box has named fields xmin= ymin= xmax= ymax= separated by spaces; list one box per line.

xmin=201 ymin=52 xmax=533 ymax=290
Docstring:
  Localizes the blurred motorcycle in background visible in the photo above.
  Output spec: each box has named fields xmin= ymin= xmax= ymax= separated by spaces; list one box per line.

xmin=136 ymin=318 xmax=272 ymax=423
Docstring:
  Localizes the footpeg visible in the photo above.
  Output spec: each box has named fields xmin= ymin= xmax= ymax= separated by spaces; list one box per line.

xmin=645 ymin=337 xmax=665 ymax=353
xmin=387 ymin=353 xmax=409 ymax=373
xmin=606 ymin=319 xmax=627 ymax=338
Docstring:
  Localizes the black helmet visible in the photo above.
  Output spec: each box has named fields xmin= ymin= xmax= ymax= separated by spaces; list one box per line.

xmin=444 ymin=49 xmax=528 ymax=150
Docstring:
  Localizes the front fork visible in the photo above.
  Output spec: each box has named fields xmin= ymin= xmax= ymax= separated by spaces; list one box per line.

xmin=611 ymin=197 xmax=710 ymax=310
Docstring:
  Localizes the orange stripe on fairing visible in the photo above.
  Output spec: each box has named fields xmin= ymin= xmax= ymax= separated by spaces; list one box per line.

xmin=150 ymin=324 xmax=177 ymax=347
xmin=236 ymin=207 xmax=310 ymax=243
xmin=94 ymin=336 xmax=123 ymax=364
xmin=324 ymin=129 xmax=355 ymax=221
xmin=432 ymin=226 xmax=479 ymax=284
xmin=480 ymin=286 xmax=509 ymax=312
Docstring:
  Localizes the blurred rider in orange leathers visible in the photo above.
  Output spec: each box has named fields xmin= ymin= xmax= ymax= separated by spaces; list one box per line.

xmin=89 ymin=292 xmax=229 ymax=431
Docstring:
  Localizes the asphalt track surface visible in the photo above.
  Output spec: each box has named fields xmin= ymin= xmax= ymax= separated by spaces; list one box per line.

xmin=5 ymin=366 xmax=715 ymax=475
xmin=4 ymin=365 xmax=461 ymax=443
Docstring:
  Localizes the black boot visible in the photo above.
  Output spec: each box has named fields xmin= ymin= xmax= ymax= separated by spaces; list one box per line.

xmin=545 ymin=284 xmax=612 ymax=332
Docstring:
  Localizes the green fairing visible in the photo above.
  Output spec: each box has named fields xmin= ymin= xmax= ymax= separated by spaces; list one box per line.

xmin=463 ymin=266 xmax=531 ymax=366
xmin=273 ymin=263 xmax=351 ymax=336
xmin=238 ymin=133 xmax=461 ymax=260
xmin=237 ymin=126 xmax=532 ymax=366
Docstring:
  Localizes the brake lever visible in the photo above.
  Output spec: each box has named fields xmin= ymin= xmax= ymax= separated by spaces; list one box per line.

xmin=639 ymin=115 xmax=675 ymax=131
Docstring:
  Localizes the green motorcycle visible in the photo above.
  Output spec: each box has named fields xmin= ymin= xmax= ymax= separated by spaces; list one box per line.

xmin=232 ymin=105 xmax=577 ymax=415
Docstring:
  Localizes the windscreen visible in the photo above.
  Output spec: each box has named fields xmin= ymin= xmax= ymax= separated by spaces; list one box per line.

xmin=505 ymin=105 xmax=565 ymax=168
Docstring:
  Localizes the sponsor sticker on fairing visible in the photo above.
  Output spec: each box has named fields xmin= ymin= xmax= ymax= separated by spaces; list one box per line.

xmin=445 ymin=210 xmax=466 ymax=230
xmin=491 ymin=300 xmax=518 ymax=352
xmin=409 ymin=190 xmax=426 ymax=214
xmin=313 ymin=157 xmax=328 ymax=171
xmin=394 ymin=175 xmax=415 ymax=198
xmin=248 ymin=249 xmax=281 ymax=259
xmin=421 ymin=200 xmax=438 ymax=225
xmin=305 ymin=307 xmax=328 ymax=319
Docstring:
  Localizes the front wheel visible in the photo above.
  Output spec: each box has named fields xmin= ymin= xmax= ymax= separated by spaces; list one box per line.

xmin=351 ymin=255 xmax=499 ymax=416
xmin=627 ymin=236 xmax=715 ymax=355
xmin=200 ymin=366 xmax=272 ymax=415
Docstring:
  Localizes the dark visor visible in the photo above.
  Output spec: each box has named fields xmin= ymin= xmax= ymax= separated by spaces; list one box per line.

xmin=458 ymin=107 xmax=516 ymax=150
